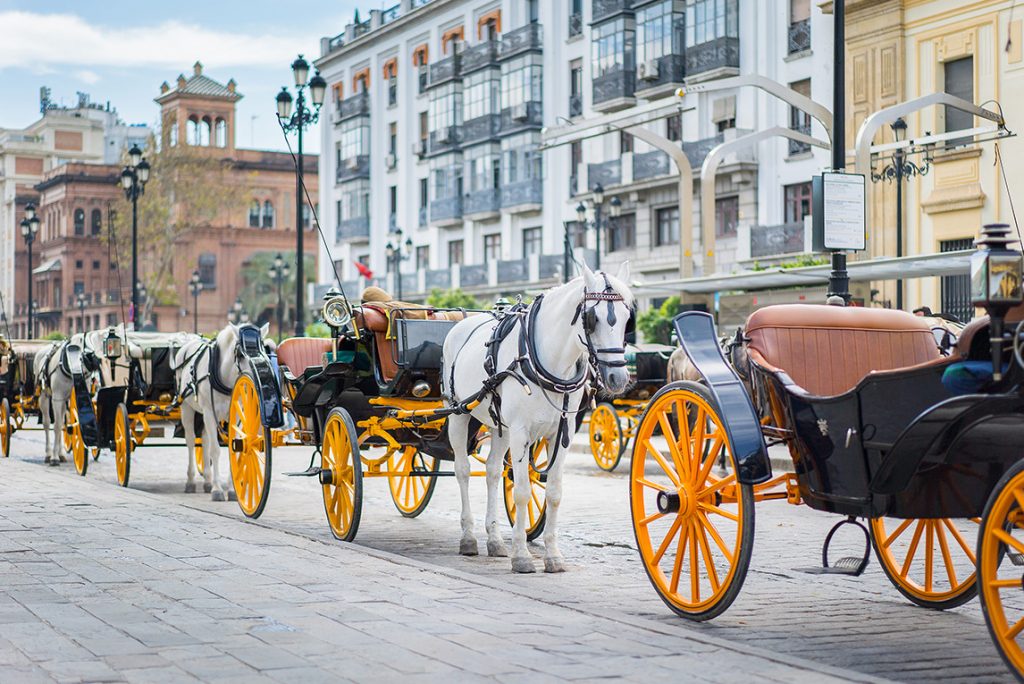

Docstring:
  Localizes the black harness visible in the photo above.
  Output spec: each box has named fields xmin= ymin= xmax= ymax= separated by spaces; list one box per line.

xmin=179 ymin=332 xmax=247 ymax=401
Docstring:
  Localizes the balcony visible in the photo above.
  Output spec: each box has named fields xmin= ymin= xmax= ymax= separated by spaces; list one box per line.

xmin=336 ymin=155 xmax=370 ymax=183
xmin=686 ymin=37 xmax=740 ymax=79
xmin=683 ymin=134 xmax=724 ymax=168
xmin=429 ymin=55 xmax=461 ymax=87
xmin=569 ymin=93 xmax=582 ymax=118
xmin=749 ymin=222 xmax=806 ymax=259
xmin=430 ymin=195 xmax=463 ymax=225
xmin=462 ymin=40 xmax=499 ymax=73
xmin=497 ymin=258 xmax=528 ymax=284
xmin=569 ymin=12 xmax=583 ymax=38
xmin=634 ymin=54 xmax=686 ymax=97
xmin=418 ymin=206 xmax=428 ymax=227
xmin=462 ymin=114 xmax=500 ymax=145
xmin=499 ymin=101 xmax=543 ymax=133
xmin=464 ymin=188 xmax=500 ymax=219
xmin=425 ymin=268 xmax=451 ymax=290
xmin=428 ymin=125 xmax=462 ymax=156
xmin=500 ymin=179 xmax=543 ymax=212
xmin=788 ymin=19 xmax=811 ymax=55
xmin=336 ymin=216 xmax=370 ymax=243
xmin=592 ymin=0 xmax=632 ymax=23
xmin=337 ymin=91 xmax=370 ymax=121
xmin=499 ymin=24 xmax=543 ymax=59
xmin=592 ymin=67 xmax=636 ymax=111
xmin=587 ymin=159 xmax=621 ymax=188
xmin=460 ymin=264 xmax=487 ymax=287
xmin=632 ymin=150 xmax=670 ymax=181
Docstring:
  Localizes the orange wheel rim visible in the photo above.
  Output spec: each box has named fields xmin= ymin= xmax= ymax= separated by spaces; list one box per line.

xmin=871 ymin=517 xmax=977 ymax=603
xmin=322 ymin=413 xmax=356 ymax=539
xmin=69 ymin=390 xmax=86 ymax=474
xmin=589 ymin=404 xmax=621 ymax=470
xmin=630 ymin=389 xmax=743 ymax=614
xmin=1 ymin=400 xmax=9 ymax=456
xmin=195 ymin=444 xmax=204 ymax=477
xmin=388 ymin=447 xmax=435 ymax=514
xmin=114 ymin=409 xmax=129 ymax=485
xmin=981 ymin=470 xmax=1024 ymax=675
xmin=504 ymin=440 xmax=548 ymax=533
xmin=229 ymin=375 xmax=267 ymax=516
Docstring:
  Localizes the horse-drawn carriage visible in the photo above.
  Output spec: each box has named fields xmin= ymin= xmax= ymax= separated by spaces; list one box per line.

xmin=588 ymin=343 xmax=674 ymax=472
xmin=0 ymin=337 xmax=52 ymax=458
xmin=226 ymin=292 xmax=548 ymax=542
xmin=628 ymin=224 xmax=1024 ymax=679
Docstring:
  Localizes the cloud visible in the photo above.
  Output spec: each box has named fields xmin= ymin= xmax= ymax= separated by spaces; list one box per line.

xmin=74 ymin=69 xmax=100 ymax=84
xmin=0 ymin=11 xmax=324 ymax=71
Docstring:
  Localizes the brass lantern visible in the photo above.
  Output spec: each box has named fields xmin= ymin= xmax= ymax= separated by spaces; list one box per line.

xmin=103 ymin=327 xmax=122 ymax=359
xmin=971 ymin=223 xmax=1024 ymax=309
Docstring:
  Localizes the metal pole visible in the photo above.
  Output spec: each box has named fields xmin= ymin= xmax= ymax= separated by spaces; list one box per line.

xmin=594 ymin=204 xmax=602 ymax=270
xmin=395 ymin=255 xmax=403 ymax=301
xmin=826 ymin=0 xmax=850 ymax=303
xmin=895 ymin=152 xmax=904 ymax=310
xmin=26 ymin=239 xmax=33 ymax=340
xmin=193 ymin=291 xmax=198 ymax=334
xmin=276 ymin=274 xmax=283 ymax=339
xmin=131 ymin=187 xmax=139 ymax=329
xmin=563 ymin=223 xmax=570 ymax=283
xmin=294 ymin=94 xmax=305 ymax=337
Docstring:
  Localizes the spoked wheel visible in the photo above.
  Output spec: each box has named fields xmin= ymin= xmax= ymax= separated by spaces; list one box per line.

xmin=113 ymin=403 xmax=132 ymax=487
xmin=870 ymin=517 xmax=978 ymax=609
xmin=630 ymin=382 xmax=754 ymax=621
xmin=504 ymin=440 xmax=548 ymax=542
xmin=321 ymin=407 xmax=362 ymax=542
xmin=67 ymin=391 xmax=87 ymax=476
xmin=228 ymin=375 xmax=273 ymax=519
xmin=0 ymin=397 xmax=10 ymax=458
xmin=387 ymin=446 xmax=438 ymax=518
xmin=194 ymin=441 xmax=205 ymax=477
xmin=979 ymin=460 xmax=1024 ymax=680
xmin=589 ymin=402 xmax=625 ymax=472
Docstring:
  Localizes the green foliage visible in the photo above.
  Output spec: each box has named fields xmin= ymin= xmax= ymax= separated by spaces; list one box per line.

xmin=44 ymin=331 xmax=67 ymax=341
xmin=636 ymin=296 xmax=680 ymax=345
xmin=426 ymin=288 xmax=481 ymax=310
xmin=750 ymin=255 xmax=830 ymax=272
xmin=237 ymin=251 xmax=315 ymax=332
xmin=304 ymin=322 xmax=331 ymax=338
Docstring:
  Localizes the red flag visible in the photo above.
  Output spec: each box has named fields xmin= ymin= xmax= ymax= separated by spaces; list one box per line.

xmin=354 ymin=261 xmax=374 ymax=279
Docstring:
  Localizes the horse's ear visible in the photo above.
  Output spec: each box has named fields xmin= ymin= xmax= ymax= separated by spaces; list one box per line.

xmin=260 ymin=322 xmax=270 ymax=338
xmin=615 ymin=260 xmax=630 ymax=285
xmin=577 ymin=258 xmax=598 ymax=291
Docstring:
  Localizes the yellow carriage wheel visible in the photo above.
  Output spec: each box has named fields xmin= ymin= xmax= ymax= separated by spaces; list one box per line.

xmin=194 ymin=442 xmax=204 ymax=477
xmin=62 ymin=404 xmax=73 ymax=454
xmin=0 ymin=397 xmax=10 ymax=458
xmin=629 ymin=382 xmax=754 ymax=621
xmin=504 ymin=440 xmax=548 ymax=542
xmin=979 ymin=461 xmax=1024 ymax=680
xmin=321 ymin=407 xmax=362 ymax=542
xmin=68 ymin=391 xmax=88 ymax=476
xmin=870 ymin=517 xmax=978 ymax=609
xmin=589 ymin=402 xmax=624 ymax=472
xmin=228 ymin=375 xmax=273 ymax=519
xmin=387 ymin=446 xmax=438 ymax=518
xmin=113 ymin=403 xmax=132 ymax=487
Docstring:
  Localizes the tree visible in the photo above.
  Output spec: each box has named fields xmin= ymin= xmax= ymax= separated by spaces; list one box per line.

xmin=237 ymin=251 xmax=315 ymax=339
xmin=636 ymin=296 xmax=680 ymax=345
xmin=426 ymin=288 xmax=481 ymax=309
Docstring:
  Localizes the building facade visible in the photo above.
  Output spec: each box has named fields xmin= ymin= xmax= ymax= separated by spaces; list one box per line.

xmin=314 ymin=0 xmax=834 ymax=309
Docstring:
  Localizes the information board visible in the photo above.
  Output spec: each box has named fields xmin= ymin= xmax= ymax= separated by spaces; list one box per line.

xmin=811 ymin=172 xmax=866 ymax=252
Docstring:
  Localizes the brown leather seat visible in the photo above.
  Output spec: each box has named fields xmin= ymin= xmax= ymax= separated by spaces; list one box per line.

xmin=360 ymin=303 xmax=477 ymax=381
xmin=745 ymin=304 xmax=940 ymax=397
xmin=276 ymin=337 xmax=333 ymax=378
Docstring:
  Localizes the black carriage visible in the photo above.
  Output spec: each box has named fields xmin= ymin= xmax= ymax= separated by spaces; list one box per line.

xmin=0 ymin=338 xmax=52 ymax=458
xmin=227 ymin=292 xmax=547 ymax=541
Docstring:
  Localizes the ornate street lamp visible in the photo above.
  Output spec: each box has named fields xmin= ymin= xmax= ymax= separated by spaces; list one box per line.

xmin=385 ymin=229 xmax=413 ymax=300
xmin=268 ymin=252 xmax=290 ymax=339
xmin=188 ymin=270 xmax=203 ymax=334
xmin=576 ymin=182 xmax=607 ymax=270
xmin=121 ymin=144 xmax=150 ymax=329
xmin=19 ymin=204 xmax=40 ymax=339
xmin=277 ymin=55 xmax=327 ymax=336
xmin=229 ymin=297 xmax=246 ymax=325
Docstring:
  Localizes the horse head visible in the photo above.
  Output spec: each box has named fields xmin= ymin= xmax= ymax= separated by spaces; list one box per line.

xmin=577 ymin=260 xmax=635 ymax=395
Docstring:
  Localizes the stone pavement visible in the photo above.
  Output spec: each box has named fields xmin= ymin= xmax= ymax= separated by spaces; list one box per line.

xmin=1 ymin=447 xmax=880 ymax=684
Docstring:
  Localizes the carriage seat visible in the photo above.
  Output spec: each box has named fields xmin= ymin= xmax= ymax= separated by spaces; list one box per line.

xmin=361 ymin=302 xmax=477 ymax=381
xmin=276 ymin=337 xmax=333 ymax=379
xmin=745 ymin=305 xmax=941 ymax=397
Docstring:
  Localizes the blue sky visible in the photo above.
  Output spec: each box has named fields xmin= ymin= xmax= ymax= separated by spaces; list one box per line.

xmin=0 ymin=0 xmax=372 ymax=153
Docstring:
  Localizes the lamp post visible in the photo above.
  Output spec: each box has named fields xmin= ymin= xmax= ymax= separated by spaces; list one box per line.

xmin=120 ymin=144 xmax=150 ymax=330
xmin=870 ymin=117 xmax=932 ymax=311
xmin=136 ymin=282 xmax=148 ymax=329
xmin=19 ymin=203 xmax=40 ymax=339
xmin=228 ymin=297 xmax=245 ymax=325
xmin=385 ymin=229 xmax=413 ymax=300
xmin=188 ymin=270 xmax=203 ymax=334
xmin=576 ymin=182 xmax=606 ymax=270
xmin=76 ymin=292 xmax=87 ymax=333
xmin=268 ymin=252 xmax=290 ymax=339
xmin=277 ymin=55 xmax=327 ymax=337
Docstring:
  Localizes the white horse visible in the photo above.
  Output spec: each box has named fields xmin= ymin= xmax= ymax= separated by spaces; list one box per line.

xmin=443 ymin=262 xmax=633 ymax=573
xmin=173 ymin=322 xmax=270 ymax=500
xmin=33 ymin=341 xmax=65 ymax=464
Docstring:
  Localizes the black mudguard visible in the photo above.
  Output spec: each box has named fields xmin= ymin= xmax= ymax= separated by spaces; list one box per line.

xmin=238 ymin=326 xmax=284 ymax=430
xmin=66 ymin=345 xmax=100 ymax=447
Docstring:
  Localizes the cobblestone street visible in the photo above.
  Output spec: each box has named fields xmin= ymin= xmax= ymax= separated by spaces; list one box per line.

xmin=1 ymin=426 xmax=1014 ymax=682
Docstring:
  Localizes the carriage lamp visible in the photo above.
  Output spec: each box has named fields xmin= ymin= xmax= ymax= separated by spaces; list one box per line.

xmin=322 ymin=290 xmax=351 ymax=331
xmin=103 ymin=327 xmax=122 ymax=359
xmin=971 ymin=223 xmax=1023 ymax=380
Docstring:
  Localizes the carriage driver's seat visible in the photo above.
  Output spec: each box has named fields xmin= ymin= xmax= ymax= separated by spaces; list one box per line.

xmin=744 ymin=305 xmax=943 ymax=397
xmin=276 ymin=338 xmax=334 ymax=382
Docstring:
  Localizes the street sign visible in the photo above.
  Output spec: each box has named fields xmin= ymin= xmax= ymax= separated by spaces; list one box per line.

xmin=812 ymin=172 xmax=866 ymax=252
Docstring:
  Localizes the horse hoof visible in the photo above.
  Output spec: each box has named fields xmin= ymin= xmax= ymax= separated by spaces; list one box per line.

xmin=184 ymin=482 xmax=197 ymax=494
xmin=58 ymin=454 xmax=67 ymax=463
xmin=459 ymin=537 xmax=479 ymax=556
xmin=511 ymin=556 xmax=536 ymax=574
xmin=48 ymin=460 xmax=60 ymax=467
xmin=544 ymin=557 xmax=567 ymax=573
xmin=226 ymin=489 xmax=237 ymax=502
xmin=211 ymin=490 xmax=226 ymax=502
xmin=43 ymin=456 xmax=51 ymax=464
xmin=487 ymin=540 xmax=508 ymax=557
xmin=203 ymin=482 xmax=213 ymax=494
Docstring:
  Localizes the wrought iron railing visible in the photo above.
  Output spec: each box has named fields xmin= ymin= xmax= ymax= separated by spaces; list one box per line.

xmin=336 ymin=216 xmax=370 ymax=242
xmin=788 ymin=19 xmax=811 ymax=54
xmin=499 ymin=24 xmax=543 ymax=59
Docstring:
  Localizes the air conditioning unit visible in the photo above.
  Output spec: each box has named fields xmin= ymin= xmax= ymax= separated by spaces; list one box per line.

xmin=438 ymin=126 xmax=456 ymax=144
xmin=638 ymin=60 xmax=660 ymax=81
xmin=511 ymin=103 xmax=529 ymax=121
xmin=412 ymin=141 xmax=425 ymax=157
xmin=346 ymin=156 xmax=360 ymax=171
xmin=385 ymin=153 xmax=397 ymax=169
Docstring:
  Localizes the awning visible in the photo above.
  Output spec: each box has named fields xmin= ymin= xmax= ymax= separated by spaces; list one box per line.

xmin=32 ymin=258 xmax=62 ymax=275
xmin=632 ymin=250 xmax=974 ymax=296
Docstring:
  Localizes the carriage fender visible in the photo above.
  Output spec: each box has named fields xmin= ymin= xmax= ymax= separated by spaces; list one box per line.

xmin=241 ymin=353 xmax=285 ymax=430
xmin=674 ymin=312 xmax=772 ymax=485
xmin=65 ymin=344 xmax=100 ymax=446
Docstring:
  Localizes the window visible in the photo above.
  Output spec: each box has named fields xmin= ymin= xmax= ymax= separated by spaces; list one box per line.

xmin=416 ymin=245 xmax=430 ymax=270
xmin=418 ymin=111 xmax=429 ymax=143
xmin=637 ymin=0 xmax=684 ymax=64
xmin=502 ymin=132 xmax=543 ymax=184
xmin=75 ymin=259 xmax=83 ymax=269
xmin=448 ymin=239 xmax=464 ymax=266
xmin=791 ymin=0 xmax=810 ymax=22
xmin=528 ymin=0 xmax=539 ymax=24
xmin=388 ymin=185 xmax=398 ymax=228
xmin=90 ymin=209 xmax=102 ymax=236
xmin=464 ymin=70 xmax=499 ymax=121
xmin=335 ymin=199 xmax=342 ymax=229
xmin=342 ymin=180 xmax=370 ymax=221
xmin=466 ymin=145 xmax=500 ymax=192
xmin=92 ymin=260 xmax=100 ymax=270
xmin=784 ymin=182 xmax=812 ymax=223
xmin=941 ymin=238 xmax=974 ymax=323
xmin=686 ymin=0 xmax=739 ymax=46
xmin=655 ymin=206 xmax=680 ymax=246
xmin=666 ymin=113 xmax=682 ymax=141
xmin=569 ymin=60 xmax=583 ymax=117
xmin=169 ymin=123 xmax=178 ymax=147
xmin=570 ymin=140 xmax=582 ymax=195
xmin=340 ymin=117 xmax=369 ymax=160
xmin=248 ymin=200 xmax=261 ymax=228
xmin=388 ymin=77 xmax=398 ymax=107
xmin=523 ymin=227 xmax=542 ymax=258
xmin=566 ymin=220 xmax=586 ymax=248
xmin=715 ymin=196 xmax=739 ymax=238
xmin=419 ymin=178 xmax=429 ymax=209
xmin=73 ymin=208 xmax=85 ymax=236
xmin=592 ymin=18 xmax=634 ymax=78
xmin=620 ymin=131 xmax=633 ymax=154
xmin=198 ymin=253 xmax=216 ymax=288
xmin=483 ymin=234 xmax=502 ymax=264
xmin=429 ymin=83 xmax=462 ymax=133
xmin=789 ymin=79 xmax=812 ymax=154
xmin=432 ymin=163 xmax=463 ymax=201
xmin=262 ymin=200 xmax=274 ymax=228
xmin=501 ymin=56 xmax=542 ymax=111
xmin=609 ymin=212 xmax=636 ymax=251
xmin=388 ymin=122 xmax=398 ymax=155
xmin=944 ymin=57 xmax=974 ymax=146
xmin=716 ymin=117 xmax=735 ymax=132
xmin=215 ymin=119 xmax=227 ymax=147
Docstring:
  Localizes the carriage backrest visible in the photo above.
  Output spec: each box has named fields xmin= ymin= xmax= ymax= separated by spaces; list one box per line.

xmin=276 ymin=337 xmax=333 ymax=377
xmin=361 ymin=303 xmax=475 ymax=381
xmin=745 ymin=304 xmax=940 ymax=397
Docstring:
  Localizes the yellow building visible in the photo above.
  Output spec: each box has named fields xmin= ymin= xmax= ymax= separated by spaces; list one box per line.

xmin=846 ymin=0 xmax=1024 ymax=320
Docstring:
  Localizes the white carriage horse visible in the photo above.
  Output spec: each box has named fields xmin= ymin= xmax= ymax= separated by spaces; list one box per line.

xmin=443 ymin=262 xmax=634 ymax=573
xmin=34 ymin=332 xmax=102 ymax=466
xmin=173 ymin=322 xmax=271 ymax=501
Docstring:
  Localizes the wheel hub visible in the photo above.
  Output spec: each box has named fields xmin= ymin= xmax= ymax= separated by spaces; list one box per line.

xmin=658 ymin=483 xmax=696 ymax=517
xmin=318 ymin=468 xmax=334 ymax=486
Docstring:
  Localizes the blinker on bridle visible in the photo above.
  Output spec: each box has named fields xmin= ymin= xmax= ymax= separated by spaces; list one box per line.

xmin=572 ymin=285 xmax=633 ymax=369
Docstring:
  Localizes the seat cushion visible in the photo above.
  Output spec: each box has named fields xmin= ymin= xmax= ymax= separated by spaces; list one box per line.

xmin=276 ymin=338 xmax=333 ymax=377
xmin=745 ymin=304 xmax=940 ymax=397
xmin=360 ymin=304 xmax=479 ymax=381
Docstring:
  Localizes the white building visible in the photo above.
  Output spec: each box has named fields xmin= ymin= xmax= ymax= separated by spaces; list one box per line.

xmin=314 ymin=0 xmax=833 ymax=310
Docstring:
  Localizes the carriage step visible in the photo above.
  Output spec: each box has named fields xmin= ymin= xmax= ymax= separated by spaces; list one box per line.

xmin=795 ymin=516 xmax=870 ymax=577
xmin=285 ymin=466 xmax=322 ymax=477
xmin=797 ymin=557 xmax=867 ymax=576
xmin=1009 ymin=552 xmax=1024 ymax=567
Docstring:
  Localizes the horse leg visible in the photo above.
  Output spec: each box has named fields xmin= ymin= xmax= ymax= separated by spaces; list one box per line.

xmin=51 ymin=394 xmax=66 ymax=466
xmin=182 ymin=403 xmax=197 ymax=493
xmin=204 ymin=400 xmax=225 ymax=502
xmin=449 ymin=414 xmax=477 ymax=556
xmin=542 ymin=441 xmax=567 ymax=573
xmin=509 ymin=434 xmax=536 ymax=573
xmin=40 ymin=392 xmax=52 ymax=463
xmin=484 ymin=432 xmax=509 ymax=557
